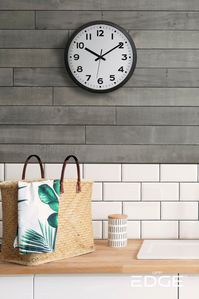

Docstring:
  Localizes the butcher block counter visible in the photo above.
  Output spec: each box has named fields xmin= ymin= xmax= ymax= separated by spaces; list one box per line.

xmin=0 ymin=240 xmax=199 ymax=274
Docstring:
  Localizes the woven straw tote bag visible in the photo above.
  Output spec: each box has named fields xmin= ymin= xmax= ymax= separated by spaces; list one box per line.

xmin=0 ymin=154 xmax=94 ymax=265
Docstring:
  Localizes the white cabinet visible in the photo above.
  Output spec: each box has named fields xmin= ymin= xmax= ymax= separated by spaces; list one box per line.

xmin=179 ymin=275 xmax=199 ymax=299
xmin=34 ymin=275 xmax=177 ymax=299
xmin=0 ymin=275 xmax=33 ymax=299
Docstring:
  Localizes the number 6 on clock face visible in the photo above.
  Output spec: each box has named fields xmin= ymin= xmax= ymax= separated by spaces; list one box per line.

xmin=64 ymin=21 xmax=137 ymax=93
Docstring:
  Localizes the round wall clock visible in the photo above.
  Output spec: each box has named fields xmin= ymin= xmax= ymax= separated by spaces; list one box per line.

xmin=64 ymin=21 xmax=137 ymax=93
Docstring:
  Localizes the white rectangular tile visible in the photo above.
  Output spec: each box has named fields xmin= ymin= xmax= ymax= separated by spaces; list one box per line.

xmin=5 ymin=163 xmax=45 ymax=180
xmin=45 ymin=163 xmax=83 ymax=179
xmin=0 ymin=164 xmax=4 ymax=181
xmin=84 ymin=164 xmax=121 ymax=181
xmin=142 ymin=183 xmax=179 ymax=201
xmin=161 ymin=164 xmax=197 ymax=182
xmin=180 ymin=221 xmax=199 ymax=239
xmin=122 ymin=164 xmax=159 ymax=182
xmin=92 ymin=221 xmax=102 ymax=239
xmin=104 ymin=183 xmax=140 ymax=201
xmin=92 ymin=183 xmax=102 ymax=201
xmin=92 ymin=202 xmax=122 ymax=220
xmin=142 ymin=221 xmax=178 ymax=239
xmin=162 ymin=202 xmax=198 ymax=220
xmin=180 ymin=183 xmax=199 ymax=201
xmin=103 ymin=221 xmax=140 ymax=239
xmin=123 ymin=202 xmax=160 ymax=220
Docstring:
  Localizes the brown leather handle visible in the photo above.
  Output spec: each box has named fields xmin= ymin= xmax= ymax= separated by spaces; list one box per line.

xmin=60 ymin=155 xmax=81 ymax=194
xmin=22 ymin=154 xmax=45 ymax=180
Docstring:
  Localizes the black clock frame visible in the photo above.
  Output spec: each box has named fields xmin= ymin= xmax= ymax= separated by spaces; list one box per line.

xmin=64 ymin=20 xmax=137 ymax=93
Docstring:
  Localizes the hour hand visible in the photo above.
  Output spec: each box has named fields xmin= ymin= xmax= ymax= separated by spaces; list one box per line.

xmin=85 ymin=47 xmax=106 ymax=61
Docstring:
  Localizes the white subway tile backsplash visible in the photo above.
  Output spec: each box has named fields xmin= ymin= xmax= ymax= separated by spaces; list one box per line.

xmin=142 ymin=183 xmax=179 ymax=201
xmin=92 ymin=221 xmax=102 ymax=239
xmin=84 ymin=164 xmax=121 ymax=181
xmin=92 ymin=202 xmax=122 ymax=220
xmin=123 ymin=202 xmax=160 ymax=220
xmin=45 ymin=163 xmax=83 ymax=179
xmin=92 ymin=183 xmax=102 ymax=201
xmin=161 ymin=164 xmax=197 ymax=182
xmin=0 ymin=164 xmax=4 ymax=181
xmin=103 ymin=221 xmax=140 ymax=239
xmin=5 ymin=163 xmax=44 ymax=180
xmin=142 ymin=221 xmax=178 ymax=239
xmin=122 ymin=164 xmax=159 ymax=182
xmin=180 ymin=183 xmax=199 ymax=201
xmin=180 ymin=221 xmax=199 ymax=239
xmin=104 ymin=183 xmax=140 ymax=201
xmin=161 ymin=202 xmax=198 ymax=220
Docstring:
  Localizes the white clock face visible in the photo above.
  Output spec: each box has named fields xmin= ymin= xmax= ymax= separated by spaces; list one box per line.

xmin=66 ymin=22 xmax=136 ymax=92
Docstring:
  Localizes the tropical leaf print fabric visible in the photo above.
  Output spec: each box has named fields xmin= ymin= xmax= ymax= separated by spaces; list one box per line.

xmin=14 ymin=180 xmax=60 ymax=254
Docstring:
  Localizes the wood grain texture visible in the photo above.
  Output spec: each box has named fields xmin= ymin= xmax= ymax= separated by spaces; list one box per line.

xmin=117 ymin=107 xmax=199 ymax=125
xmin=0 ymin=11 xmax=34 ymax=29
xmin=0 ymin=87 xmax=52 ymax=105
xmin=0 ymin=125 xmax=85 ymax=144
xmin=1 ymin=240 xmax=199 ymax=274
xmin=0 ymin=69 xmax=13 ymax=86
xmin=1 ymin=0 xmax=199 ymax=10
xmin=86 ymin=126 xmax=199 ymax=145
xmin=0 ymin=30 xmax=68 ymax=48
xmin=1 ymin=144 xmax=199 ymax=163
xmin=54 ymin=87 xmax=199 ymax=107
xmin=0 ymin=107 xmax=115 ymax=125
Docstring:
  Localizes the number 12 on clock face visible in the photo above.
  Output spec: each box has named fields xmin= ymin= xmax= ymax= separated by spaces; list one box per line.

xmin=65 ymin=21 xmax=137 ymax=93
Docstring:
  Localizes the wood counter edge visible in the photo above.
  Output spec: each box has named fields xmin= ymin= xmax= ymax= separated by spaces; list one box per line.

xmin=1 ymin=240 xmax=199 ymax=275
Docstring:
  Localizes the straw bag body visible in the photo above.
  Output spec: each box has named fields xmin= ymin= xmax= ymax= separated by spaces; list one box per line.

xmin=0 ymin=155 xmax=94 ymax=265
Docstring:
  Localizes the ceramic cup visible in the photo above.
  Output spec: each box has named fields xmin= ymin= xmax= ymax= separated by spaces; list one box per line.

xmin=108 ymin=214 xmax=128 ymax=248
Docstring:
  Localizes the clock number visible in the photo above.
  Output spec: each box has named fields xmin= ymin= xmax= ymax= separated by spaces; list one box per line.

xmin=76 ymin=42 xmax=84 ymax=49
xmin=97 ymin=30 xmax=104 ymax=37
xmin=110 ymin=75 xmax=115 ymax=81
xmin=97 ymin=78 xmax=103 ymax=84
xmin=73 ymin=54 xmax=79 ymax=60
xmin=111 ymin=33 xmax=114 ymax=40
xmin=118 ymin=66 xmax=124 ymax=72
xmin=121 ymin=54 xmax=127 ymax=60
xmin=86 ymin=75 xmax=91 ymax=81
xmin=118 ymin=42 xmax=124 ymax=49
xmin=86 ymin=33 xmax=92 ymax=40
xmin=77 ymin=66 xmax=83 ymax=72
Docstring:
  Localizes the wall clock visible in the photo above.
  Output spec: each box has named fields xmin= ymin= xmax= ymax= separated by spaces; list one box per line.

xmin=64 ymin=21 xmax=137 ymax=93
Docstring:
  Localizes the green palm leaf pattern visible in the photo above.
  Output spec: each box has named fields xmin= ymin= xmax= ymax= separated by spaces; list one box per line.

xmin=38 ymin=184 xmax=58 ymax=205
xmin=47 ymin=212 xmax=58 ymax=229
xmin=19 ymin=221 xmax=56 ymax=254
xmin=53 ymin=179 xmax=60 ymax=195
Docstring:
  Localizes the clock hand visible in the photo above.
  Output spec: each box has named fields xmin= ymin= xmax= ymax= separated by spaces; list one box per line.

xmin=96 ymin=49 xmax=103 ymax=79
xmin=85 ymin=47 xmax=106 ymax=61
xmin=95 ymin=43 xmax=120 ymax=61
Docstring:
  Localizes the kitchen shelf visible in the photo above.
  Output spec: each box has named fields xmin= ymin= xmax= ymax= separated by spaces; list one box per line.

xmin=0 ymin=240 xmax=199 ymax=275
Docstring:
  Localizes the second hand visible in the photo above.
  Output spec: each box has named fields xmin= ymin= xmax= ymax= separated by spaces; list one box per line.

xmin=96 ymin=49 xmax=103 ymax=79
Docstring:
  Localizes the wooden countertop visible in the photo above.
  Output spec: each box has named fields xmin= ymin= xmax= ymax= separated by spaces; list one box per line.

xmin=1 ymin=240 xmax=199 ymax=274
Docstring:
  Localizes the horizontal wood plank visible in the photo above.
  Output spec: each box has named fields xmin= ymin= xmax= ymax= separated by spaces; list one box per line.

xmin=0 ymin=69 xmax=13 ymax=86
xmin=0 ymin=87 xmax=52 ymax=105
xmin=54 ymin=87 xmax=199 ymax=106
xmin=1 ymin=0 xmax=199 ymax=10
xmin=0 ymin=125 xmax=85 ymax=144
xmin=0 ymin=30 xmax=68 ymax=48
xmin=0 ymin=107 xmax=115 ymax=125
xmin=0 ymin=11 xmax=34 ymax=29
xmin=86 ymin=126 xmax=199 ymax=145
xmin=1 ymin=144 xmax=199 ymax=163
xmin=117 ymin=107 xmax=199 ymax=125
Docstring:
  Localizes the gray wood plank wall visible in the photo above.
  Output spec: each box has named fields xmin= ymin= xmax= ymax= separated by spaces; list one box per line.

xmin=0 ymin=0 xmax=199 ymax=163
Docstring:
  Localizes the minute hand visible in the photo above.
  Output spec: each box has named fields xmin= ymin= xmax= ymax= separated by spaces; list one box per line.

xmin=95 ymin=44 xmax=120 ymax=61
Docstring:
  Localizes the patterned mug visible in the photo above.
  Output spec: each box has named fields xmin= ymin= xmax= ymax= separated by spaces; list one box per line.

xmin=108 ymin=214 xmax=128 ymax=248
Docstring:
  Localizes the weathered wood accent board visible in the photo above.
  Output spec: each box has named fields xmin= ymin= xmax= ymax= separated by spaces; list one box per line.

xmin=0 ymin=1 xmax=199 ymax=163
